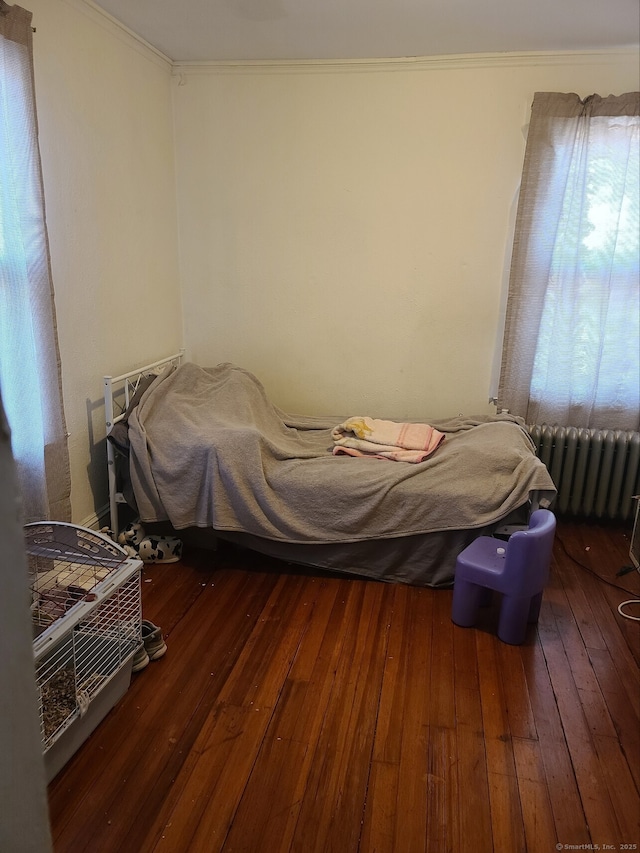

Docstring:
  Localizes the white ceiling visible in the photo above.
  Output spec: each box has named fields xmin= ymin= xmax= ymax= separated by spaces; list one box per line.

xmin=92 ymin=0 xmax=640 ymax=63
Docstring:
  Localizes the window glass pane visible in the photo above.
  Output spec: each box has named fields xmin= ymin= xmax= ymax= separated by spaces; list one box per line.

xmin=530 ymin=114 xmax=639 ymax=416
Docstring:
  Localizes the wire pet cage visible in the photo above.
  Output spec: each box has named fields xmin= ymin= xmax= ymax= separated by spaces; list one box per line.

xmin=26 ymin=522 xmax=143 ymax=782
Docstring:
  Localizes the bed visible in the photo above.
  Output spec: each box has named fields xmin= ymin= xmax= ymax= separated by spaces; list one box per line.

xmin=104 ymin=354 xmax=556 ymax=587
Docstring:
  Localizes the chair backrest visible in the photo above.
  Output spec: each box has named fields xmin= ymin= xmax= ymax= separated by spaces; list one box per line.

xmin=503 ymin=509 xmax=556 ymax=595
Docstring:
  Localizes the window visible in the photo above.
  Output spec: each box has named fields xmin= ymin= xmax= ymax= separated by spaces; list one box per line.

xmin=498 ymin=92 xmax=639 ymax=431
xmin=0 ymin=6 xmax=71 ymax=522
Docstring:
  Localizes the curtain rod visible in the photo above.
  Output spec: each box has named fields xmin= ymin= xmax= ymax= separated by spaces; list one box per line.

xmin=0 ymin=2 xmax=36 ymax=31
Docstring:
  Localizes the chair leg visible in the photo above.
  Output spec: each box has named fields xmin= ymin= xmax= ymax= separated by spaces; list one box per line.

xmin=527 ymin=591 xmax=543 ymax=624
xmin=497 ymin=595 xmax=533 ymax=645
xmin=452 ymin=579 xmax=486 ymax=628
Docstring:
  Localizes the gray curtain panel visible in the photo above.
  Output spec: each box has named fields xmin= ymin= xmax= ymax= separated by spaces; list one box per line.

xmin=498 ymin=91 xmax=640 ymax=431
xmin=0 ymin=4 xmax=71 ymax=522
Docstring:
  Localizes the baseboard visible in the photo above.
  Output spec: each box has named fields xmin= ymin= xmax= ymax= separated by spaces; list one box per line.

xmin=79 ymin=505 xmax=109 ymax=532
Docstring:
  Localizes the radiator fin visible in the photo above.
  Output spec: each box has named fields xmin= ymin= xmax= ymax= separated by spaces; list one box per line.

xmin=527 ymin=426 xmax=640 ymax=522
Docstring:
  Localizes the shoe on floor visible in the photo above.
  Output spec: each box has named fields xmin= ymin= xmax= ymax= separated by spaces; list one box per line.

xmin=142 ymin=619 xmax=167 ymax=660
xmin=132 ymin=643 xmax=150 ymax=672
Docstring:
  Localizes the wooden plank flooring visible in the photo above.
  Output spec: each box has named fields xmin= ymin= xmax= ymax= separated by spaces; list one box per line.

xmin=48 ymin=520 xmax=640 ymax=852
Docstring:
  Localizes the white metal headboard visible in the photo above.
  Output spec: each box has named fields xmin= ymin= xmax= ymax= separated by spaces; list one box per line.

xmin=103 ymin=350 xmax=184 ymax=536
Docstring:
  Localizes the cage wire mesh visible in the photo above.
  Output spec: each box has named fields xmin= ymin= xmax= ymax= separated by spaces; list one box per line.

xmin=26 ymin=522 xmax=142 ymax=752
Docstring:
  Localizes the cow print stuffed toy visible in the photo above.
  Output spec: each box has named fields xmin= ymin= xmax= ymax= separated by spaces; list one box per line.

xmin=117 ymin=521 xmax=182 ymax=563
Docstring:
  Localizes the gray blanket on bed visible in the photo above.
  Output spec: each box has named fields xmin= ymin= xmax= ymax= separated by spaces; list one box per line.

xmin=127 ymin=362 xmax=556 ymax=542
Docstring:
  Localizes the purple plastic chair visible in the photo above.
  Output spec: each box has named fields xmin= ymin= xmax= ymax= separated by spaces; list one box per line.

xmin=451 ymin=509 xmax=556 ymax=645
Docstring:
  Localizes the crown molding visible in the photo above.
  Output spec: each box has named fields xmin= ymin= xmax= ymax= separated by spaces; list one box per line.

xmin=171 ymin=48 xmax=639 ymax=77
xmin=61 ymin=0 xmax=172 ymax=71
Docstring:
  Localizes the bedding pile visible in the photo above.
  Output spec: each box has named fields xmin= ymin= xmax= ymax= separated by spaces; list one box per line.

xmin=331 ymin=416 xmax=445 ymax=462
xmin=126 ymin=362 xmax=556 ymax=544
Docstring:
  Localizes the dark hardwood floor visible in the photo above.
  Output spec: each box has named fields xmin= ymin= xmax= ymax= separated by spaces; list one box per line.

xmin=48 ymin=520 xmax=640 ymax=852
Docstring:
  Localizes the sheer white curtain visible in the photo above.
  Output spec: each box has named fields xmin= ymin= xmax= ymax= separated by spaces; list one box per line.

xmin=498 ymin=92 xmax=640 ymax=431
xmin=0 ymin=4 xmax=71 ymax=522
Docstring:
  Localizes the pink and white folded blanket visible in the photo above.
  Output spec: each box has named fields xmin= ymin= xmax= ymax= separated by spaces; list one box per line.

xmin=331 ymin=416 xmax=445 ymax=463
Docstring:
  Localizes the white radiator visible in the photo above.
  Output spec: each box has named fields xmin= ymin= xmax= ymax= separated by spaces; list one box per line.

xmin=527 ymin=425 xmax=640 ymax=522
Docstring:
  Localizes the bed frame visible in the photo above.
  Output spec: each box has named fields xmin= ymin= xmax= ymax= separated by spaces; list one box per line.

xmin=104 ymin=351 xmax=184 ymax=536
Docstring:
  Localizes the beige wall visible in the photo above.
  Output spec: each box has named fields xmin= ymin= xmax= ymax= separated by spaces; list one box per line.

xmin=173 ymin=53 xmax=638 ymax=419
xmin=28 ymin=0 xmax=183 ymax=526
